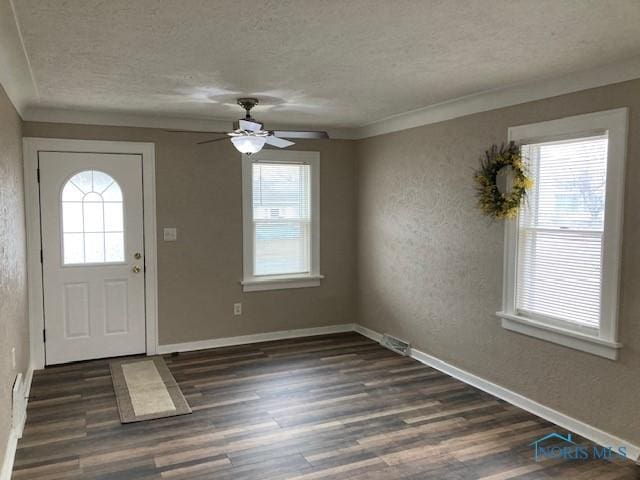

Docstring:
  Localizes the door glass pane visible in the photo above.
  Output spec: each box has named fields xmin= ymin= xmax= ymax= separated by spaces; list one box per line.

xmin=102 ymin=182 xmax=123 ymax=201
xmin=71 ymin=170 xmax=93 ymax=193
xmin=83 ymin=202 xmax=104 ymax=233
xmin=104 ymin=203 xmax=123 ymax=232
xmin=92 ymin=171 xmax=115 ymax=193
xmin=62 ymin=181 xmax=84 ymax=201
xmin=63 ymin=233 xmax=84 ymax=264
xmin=61 ymin=170 xmax=125 ymax=264
xmin=84 ymin=232 xmax=105 ymax=263
xmin=105 ymin=232 xmax=125 ymax=262
xmin=62 ymin=203 xmax=83 ymax=233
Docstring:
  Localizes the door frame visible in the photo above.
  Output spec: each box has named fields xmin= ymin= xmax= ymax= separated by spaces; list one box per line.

xmin=23 ymin=138 xmax=158 ymax=368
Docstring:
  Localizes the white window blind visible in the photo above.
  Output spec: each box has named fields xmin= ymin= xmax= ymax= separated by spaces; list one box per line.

xmin=516 ymin=134 xmax=608 ymax=329
xmin=252 ymin=162 xmax=311 ymax=276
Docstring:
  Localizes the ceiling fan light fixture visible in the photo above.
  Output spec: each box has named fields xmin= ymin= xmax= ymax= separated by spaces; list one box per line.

xmin=231 ymin=135 xmax=266 ymax=154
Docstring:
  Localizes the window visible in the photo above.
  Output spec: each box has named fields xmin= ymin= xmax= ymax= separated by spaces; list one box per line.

xmin=241 ymin=150 xmax=322 ymax=291
xmin=498 ymin=109 xmax=628 ymax=359
xmin=61 ymin=170 xmax=124 ymax=264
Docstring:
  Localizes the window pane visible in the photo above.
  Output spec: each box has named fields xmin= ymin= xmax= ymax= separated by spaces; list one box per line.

xmin=252 ymin=162 xmax=311 ymax=276
xmin=105 ymin=232 xmax=125 ymax=262
xmin=517 ymin=229 xmax=602 ymax=328
xmin=521 ymin=136 xmax=607 ymax=230
xmin=516 ymin=135 xmax=607 ymax=328
xmin=104 ymin=203 xmax=123 ymax=232
xmin=63 ymin=233 xmax=84 ymax=264
xmin=69 ymin=170 xmax=92 ymax=194
xmin=62 ymin=182 xmax=84 ymax=201
xmin=61 ymin=170 xmax=124 ymax=265
xmin=83 ymin=201 xmax=104 ymax=233
xmin=103 ymin=182 xmax=123 ymax=201
xmin=255 ymin=221 xmax=310 ymax=275
xmin=62 ymin=202 xmax=83 ymax=233
xmin=253 ymin=163 xmax=311 ymax=221
xmin=84 ymin=232 xmax=105 ymax=263
xmin=92 ymin=171 xmax=114 ymax=193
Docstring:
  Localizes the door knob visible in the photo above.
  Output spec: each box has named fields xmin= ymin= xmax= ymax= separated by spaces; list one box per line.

xmin=132 ymin=265 xmax=142 ymax=274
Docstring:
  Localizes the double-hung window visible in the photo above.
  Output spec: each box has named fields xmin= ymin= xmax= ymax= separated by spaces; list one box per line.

xmin=241 ymin=150 xmax=322 ymax=291
xmin=498 ymin=109 xmax=628 ymax=359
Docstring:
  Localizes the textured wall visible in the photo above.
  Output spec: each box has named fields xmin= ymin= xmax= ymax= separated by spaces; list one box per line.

xmin=0 ymin=85 xmax=28 ymax=466
xmin=356 ymin=78 xmax=640 ymax=446
xmin=22 ymin=122 xmax=358 ymax=345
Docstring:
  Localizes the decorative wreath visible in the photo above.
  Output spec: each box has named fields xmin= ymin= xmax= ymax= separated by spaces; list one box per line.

xmin=474 ymin=141 xmax=532 ymax=220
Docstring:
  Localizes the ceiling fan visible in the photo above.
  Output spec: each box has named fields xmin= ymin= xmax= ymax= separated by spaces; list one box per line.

xmin=167 ymin=98 xmax=329 ymax=154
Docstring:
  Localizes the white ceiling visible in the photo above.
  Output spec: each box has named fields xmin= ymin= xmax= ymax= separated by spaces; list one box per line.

xmin=4 ymin=0 xmax=640 ymax=130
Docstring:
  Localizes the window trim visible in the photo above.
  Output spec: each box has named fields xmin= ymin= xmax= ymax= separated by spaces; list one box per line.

xmin=241 ymin=150 xmax=322 ymax=292
xmin=497 ymin=108 xmax=628 ymax=360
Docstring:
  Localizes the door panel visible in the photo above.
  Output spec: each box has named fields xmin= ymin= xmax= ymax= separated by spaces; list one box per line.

xmin=40 ymin=152 xmax=146 ymax=365
xmin=63 ymin=283 xmax=90 ymax=338
xmin=104 ymin=280 xmax=129 ymax=334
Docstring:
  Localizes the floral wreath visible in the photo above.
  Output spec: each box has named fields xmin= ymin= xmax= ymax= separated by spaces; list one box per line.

xmin=474 ymin=141 xmax=532 ymax=219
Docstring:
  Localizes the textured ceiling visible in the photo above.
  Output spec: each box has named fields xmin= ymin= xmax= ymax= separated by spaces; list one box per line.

xmin=11 ymin=0 xmax=640 ymax=128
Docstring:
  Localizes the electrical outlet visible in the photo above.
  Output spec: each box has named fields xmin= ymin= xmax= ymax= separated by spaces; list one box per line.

xmin=234 ymin=303 xmax=242 ymax=316
xmin=11 ymin=347 xmax=16 ymax=369
xmin=163 ymin=227 xmax=177 ymax=241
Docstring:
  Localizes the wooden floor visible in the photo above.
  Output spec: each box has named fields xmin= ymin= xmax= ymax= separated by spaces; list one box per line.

xmin=13 ymin=333 xmax=639 ymax=479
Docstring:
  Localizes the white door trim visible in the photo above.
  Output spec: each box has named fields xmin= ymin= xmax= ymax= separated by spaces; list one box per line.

xmin=23 ymin=138 xmax=158 ymax=369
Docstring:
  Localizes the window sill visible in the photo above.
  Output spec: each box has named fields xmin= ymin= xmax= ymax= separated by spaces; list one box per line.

xmin=497 ymin=312 xmax=622 ymax=360
xmin=241 ymin=274 xmax=324 ymax=292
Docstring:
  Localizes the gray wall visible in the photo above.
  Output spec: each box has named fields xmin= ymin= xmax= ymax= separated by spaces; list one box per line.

xmin=356 ymin=78 xmax=640 ymax=446
xmin=22 ymin=122 xmax=358 ymax=345
xmin=19 ymin=78 xmax=640 ymax=448
xmin=0 ymin=85 xmax=28 ymax=467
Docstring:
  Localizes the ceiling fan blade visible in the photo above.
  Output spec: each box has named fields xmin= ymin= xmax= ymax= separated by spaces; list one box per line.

xmin=197 ymin=136 xmax=230 ymax=145
xmin=165 ymin=129 xmax=230 ymax=134
xmin=265 ymin=136 xmax=295 ymax=148
xmin=271 ymin=130 xmax=329 ymax=139
xmin=239 ymin=120 xmax=263 ymax=132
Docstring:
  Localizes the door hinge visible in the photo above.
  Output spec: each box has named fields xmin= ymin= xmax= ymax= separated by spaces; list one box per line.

xmin=42 ymin=329 xmax=46 ymax=343
xmin=37 ymin=168 xmax=40 ymax=183
xmin=40 ymin=249 xmax=43 ymax=263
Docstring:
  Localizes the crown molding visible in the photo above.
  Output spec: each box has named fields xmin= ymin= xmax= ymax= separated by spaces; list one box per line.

xmin=353 ymin=56 xmax=640 ymax=139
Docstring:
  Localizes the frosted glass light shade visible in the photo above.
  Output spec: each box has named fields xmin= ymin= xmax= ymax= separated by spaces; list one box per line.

xmin=231 ymin=136 xmax=266 ymax=154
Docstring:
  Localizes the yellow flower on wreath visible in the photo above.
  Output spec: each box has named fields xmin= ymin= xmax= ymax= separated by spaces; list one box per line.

xmin=473 ymin=142 xmax=533 ymax=220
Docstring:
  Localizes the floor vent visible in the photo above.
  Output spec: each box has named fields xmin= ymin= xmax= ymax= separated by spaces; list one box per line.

xmin=380 ymin=334 xmax=410 ymax=356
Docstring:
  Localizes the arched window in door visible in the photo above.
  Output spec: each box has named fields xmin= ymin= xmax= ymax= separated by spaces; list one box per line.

xmin=61 ymin=170 xmax=124 ymax=264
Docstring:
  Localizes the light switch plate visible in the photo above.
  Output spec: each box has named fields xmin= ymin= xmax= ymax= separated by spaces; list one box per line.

xmin=163 ymin=227 xmax=177 ymax=241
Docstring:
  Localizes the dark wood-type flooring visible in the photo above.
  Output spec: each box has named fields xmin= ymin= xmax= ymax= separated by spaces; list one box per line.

xmin=13 ymin=332 xmax=640 ymax=479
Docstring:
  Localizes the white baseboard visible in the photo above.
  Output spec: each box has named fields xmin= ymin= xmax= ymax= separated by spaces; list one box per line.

xmin=1 ymin=366 xmax=33 ymax=480
xmin=353 ymin=324 xmax=383 ymax=343
xmin=157 ymin=324 xmax=355 ymax=354
xmin=0 ymin=430 xmax=17 ymax=480
xmin=353 ymin=323 xmax=640 ymax=462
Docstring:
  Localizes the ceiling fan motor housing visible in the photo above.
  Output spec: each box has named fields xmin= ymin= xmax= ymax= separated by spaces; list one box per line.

xmin=235 ymin=98 xmax=262 ymax=130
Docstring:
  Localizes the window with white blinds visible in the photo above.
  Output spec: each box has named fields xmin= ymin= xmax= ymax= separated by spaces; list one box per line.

xmin=516 ymin=135 xmax=608 ymax=330
xmin=500 ymin=108 xmax=627 ymax=359
xmin=242 ymin=150 xmax=321 ymax=291
xmin=252 ymin=162 xmax=311 ymax=276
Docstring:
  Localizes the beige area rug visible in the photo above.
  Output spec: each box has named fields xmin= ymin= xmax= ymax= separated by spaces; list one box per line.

xmin=109 ymin=357 xmax=191 ymax=423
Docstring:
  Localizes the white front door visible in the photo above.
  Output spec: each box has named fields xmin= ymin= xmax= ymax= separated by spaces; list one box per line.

xmin=39 ymin=152 xmax=146 ymax=365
